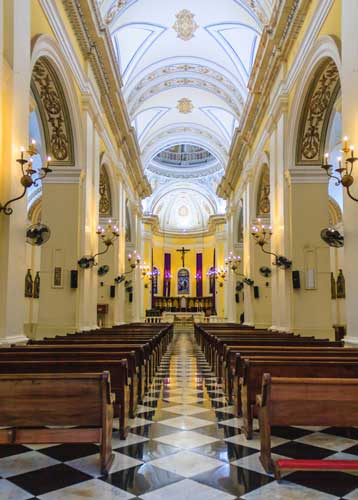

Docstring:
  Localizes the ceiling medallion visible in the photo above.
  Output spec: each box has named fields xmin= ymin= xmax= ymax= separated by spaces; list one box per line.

xmin=173 ymin=10 xmax=199 ymax=41
xmin=177 ymin=98 xmax=194 ymax=114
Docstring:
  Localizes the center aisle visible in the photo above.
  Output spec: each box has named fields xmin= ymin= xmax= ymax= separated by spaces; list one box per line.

xmin=104 ymin=329 xmax=273 ymax=499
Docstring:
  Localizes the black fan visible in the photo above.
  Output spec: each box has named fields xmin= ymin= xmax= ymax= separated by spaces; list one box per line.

xmin=236 ymin=281 xmax=244 ymax=292
xmin=26 ymin=223 xmax=51 ymax=246
xmin=98 ymin=265 xmax=110 ymax=276
xmin=320 ymin=227 xmax=344 ymax=248
xmin=259 ymin=266 xmax=272 ymax=278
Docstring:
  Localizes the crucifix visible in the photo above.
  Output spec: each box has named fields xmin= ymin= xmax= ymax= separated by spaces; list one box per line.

xmin=177 ymin=246 xmax=190 ymax=267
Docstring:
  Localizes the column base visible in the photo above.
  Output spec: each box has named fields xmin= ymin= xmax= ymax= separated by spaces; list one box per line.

xmin=344 ymin=336 xmax=358 ymax=346
xmin=0 ymin=334 xmax=28 ymax=346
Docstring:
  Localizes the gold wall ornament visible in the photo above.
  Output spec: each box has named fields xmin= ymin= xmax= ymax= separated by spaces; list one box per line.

xmin=177 ymin=98 xmax=194 ymax=114
xmin=173 ymin=10 xmax=199 ymax=41
xmin=31 ymin=57 xmax=74 ymax=166
xmin=99 ymin=166 xmax=112 ymax=217
xmin=297 ymin=59 xmax=340 ymax=165
xmin=257 ymin=165 xmax=270 ymax=216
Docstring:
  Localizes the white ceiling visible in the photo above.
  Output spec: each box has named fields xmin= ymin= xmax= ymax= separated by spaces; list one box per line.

xmin=98 ymin=0 xmax=272 ymax=232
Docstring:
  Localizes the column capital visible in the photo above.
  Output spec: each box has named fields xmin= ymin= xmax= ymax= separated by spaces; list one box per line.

xmin=286 ymin=166 xmax=329 ymax=184
xmin=43 ymin=167 xmax=83 ymax=184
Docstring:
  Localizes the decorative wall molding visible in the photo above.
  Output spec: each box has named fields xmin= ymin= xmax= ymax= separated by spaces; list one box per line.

xmin=31 ymin=57 xmax=75 ymax=166
xmin=296 ymin=59 xmax=340 ymax=165
xmin=286 ymin=166 xmax=329 ymax=184
xmin=99 ymin=166 xmax=113 ymax=216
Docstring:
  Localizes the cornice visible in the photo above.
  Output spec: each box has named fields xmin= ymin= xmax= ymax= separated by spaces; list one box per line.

xmin=43 ymin=167 xmax=83 ymax=184
xmin=217 ymin=0 xmax=313 ymax=199
xmin=61 ymin=0 xmax=151 ymax=199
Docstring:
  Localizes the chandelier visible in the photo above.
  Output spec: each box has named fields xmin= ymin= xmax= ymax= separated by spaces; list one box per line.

xmin=0 ymin=141 xmax=52 ymax=215
xmin=322 ymin=136 xmax=358 ymax=202
xmin=251 ymin=219 xmax=292 ymax=269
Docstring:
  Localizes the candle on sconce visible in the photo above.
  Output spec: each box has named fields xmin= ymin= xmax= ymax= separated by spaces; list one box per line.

xmin=350 ymin=145 xmax=355 ymax=158
xmin=343 ymin=136 xmax=349 ymax=151
xmin=324 ymin=153 xmax=329 ymax=165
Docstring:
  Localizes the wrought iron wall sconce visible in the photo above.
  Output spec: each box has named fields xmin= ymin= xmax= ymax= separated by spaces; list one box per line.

xmin=114 ymin=249 xmax=142 ymax=284
xmin=0 ymin=141 xmax=52 ymax=215
xmin=207 ymin=266 xmax=227 ymax=287
xmin=251 ymin=219 xmax=292 ymax=269
xmin=224 ymin=252 xmax=254 ymax=286
xmin=140 ymin=263 xmax=160 ymax=288
xmin=322 ymin=137 xmax=358 ymax=202
xmin=78 ymin=221 xmax=119 ymax=269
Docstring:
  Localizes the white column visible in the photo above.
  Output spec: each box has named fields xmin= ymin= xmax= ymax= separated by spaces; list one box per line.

xmin=0 ymin=0 xmax=30 ymax=343
xmin=342 ymin=0 xmax=358 ymax=343
xmin=113 ymin=180 xmax=126 ymax=325
xmin=242 ymin=180 xmax=255 ymax=326
xmin=225 ymin=210 xmax=236 ymax=322
xmin=269 ymin=113 xmax=292 ymax=332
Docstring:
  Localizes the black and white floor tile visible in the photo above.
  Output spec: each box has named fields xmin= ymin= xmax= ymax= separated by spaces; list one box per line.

xmin=1 ymin=330 xmax=358 ymax=499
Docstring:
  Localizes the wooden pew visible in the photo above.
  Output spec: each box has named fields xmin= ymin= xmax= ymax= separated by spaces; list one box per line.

xmin=0 ymin=359 xmax=130 ymax=439
xmin=227 ymin=347 xmax=358 ymax=406
xmin=257 ymin=375 xmax=358 ymax=477
xmin=0 ymin=372 xmax=115 ymax=474
xmin=242 ymin=358 xmax=358 ymax=439
xmin=0 ymin=349 xmax=140 ymax=417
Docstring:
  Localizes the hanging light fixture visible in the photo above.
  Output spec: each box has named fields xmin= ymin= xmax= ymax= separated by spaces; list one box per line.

xmin=0 ymin=141 xmax=52 ymax=215
xmin=78 ymin=220 xmax=119 ymax=269
xmin=224 ymin=252 xmax=254 ymax=286
xmin=251 ymin=219 xmax=292 ymax=269
xmin=322 ymin=136 xmax=358 ymax=202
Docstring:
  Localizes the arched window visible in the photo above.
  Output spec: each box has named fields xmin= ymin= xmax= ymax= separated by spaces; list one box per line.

xmin=178 ymin=268 xmax=190 ymax=295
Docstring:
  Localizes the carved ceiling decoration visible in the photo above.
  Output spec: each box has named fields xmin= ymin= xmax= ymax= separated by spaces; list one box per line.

xmin=126 ymin=63 xmax=243 ymax=108
xmin=31 ymin=57 xmax=74 ymax=166
xmin=177 ymin=98 xmax=194 ymax=114
xmin=173 ymin=10 xmax=199 ymax=41
xmin=296 ymin=59 xmax=341 ymax=166
xmin=99 ymin=166 xmax=113 ymax=217
xmin=129 ymin=77 xmax=241 ymax=117
xmin=257 ymin=165 xmax=270 ymax=216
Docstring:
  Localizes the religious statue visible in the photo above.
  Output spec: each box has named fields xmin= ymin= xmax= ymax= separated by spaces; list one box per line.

xmin=330 ymin=272 xmax=336 ymax=300
xmin=25 ymin=269 xmax=33 ymax=298
xmin=337 ymin=269 xmax=346 ymax=299
xmin=33 ymin=271 xmax=40 ymax=299
xmin=180 ymin=296 xmax=187 ymax=311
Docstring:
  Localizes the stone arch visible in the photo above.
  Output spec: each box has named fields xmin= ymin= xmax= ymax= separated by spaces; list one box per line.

xmin=288 ymin=35 xmax=341 ymax=168
xmin=329 ymin=196 xmax=343 ymax=227
xmin=31 ymin=34 xmax=83 ymax=166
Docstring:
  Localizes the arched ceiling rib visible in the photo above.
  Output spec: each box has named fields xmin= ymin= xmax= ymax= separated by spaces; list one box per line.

xmin=97 ymin=0 xmax=268 ymax=232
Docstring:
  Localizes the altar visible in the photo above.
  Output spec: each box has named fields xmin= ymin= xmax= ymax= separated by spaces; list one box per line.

xmin=162 ymin=312 xmax=205 ymax=323
xmin=152 ymin=296 xmax=214 ymax=316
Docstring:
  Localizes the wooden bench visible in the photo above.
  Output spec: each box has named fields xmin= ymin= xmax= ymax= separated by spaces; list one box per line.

xmin=0 ymin=372 xmax=115 ymax=474
xmin=0 ymin=358 xmax=130 ymax=439
xmin=0 ymin=348 xmax=140 ymax=417
xmin=257 ymin=375 xmax=358 ymax=478
xmin=228 ymin=347 xmax=357 ymax=408
xmin=241 ymin=358 xmax=358 ymax=438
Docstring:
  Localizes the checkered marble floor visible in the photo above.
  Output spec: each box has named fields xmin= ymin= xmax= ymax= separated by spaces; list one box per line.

xmin=2 ymin=330 xmax=358 ymax=499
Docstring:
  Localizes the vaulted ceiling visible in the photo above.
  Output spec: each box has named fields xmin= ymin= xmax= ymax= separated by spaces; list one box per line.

xmin=97 ymin=0 xmax=273 ymax=232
